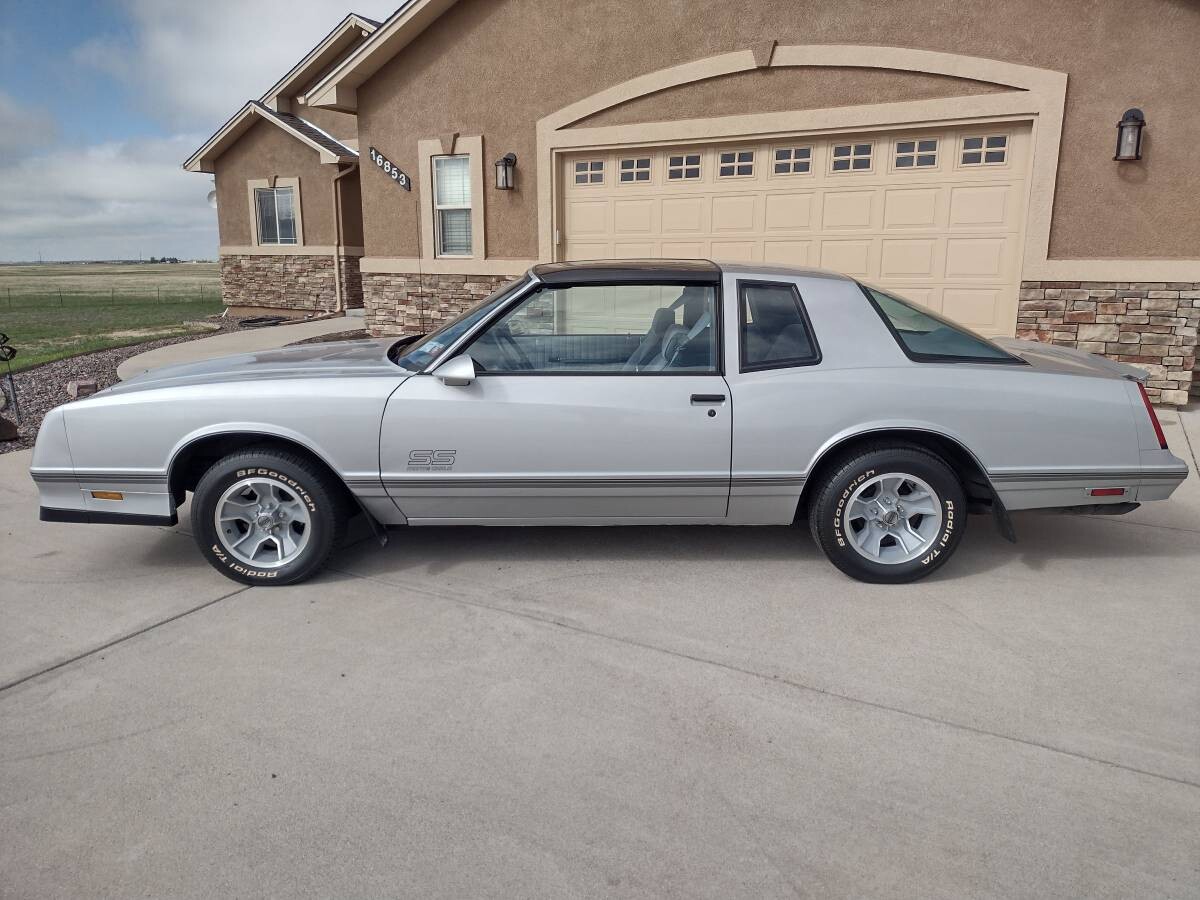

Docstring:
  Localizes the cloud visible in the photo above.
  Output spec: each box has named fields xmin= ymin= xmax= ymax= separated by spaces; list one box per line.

xmin=71 ymin=0 xmax=396 ymax=130
xmin=0 ymin=135 xmax=217 ymax=261
xmin=0 ymin=90 xmax=57 ymax=159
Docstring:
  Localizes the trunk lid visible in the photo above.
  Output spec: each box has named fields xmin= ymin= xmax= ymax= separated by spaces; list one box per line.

xmin=992 ymin=338 xmax=1147 ymax=382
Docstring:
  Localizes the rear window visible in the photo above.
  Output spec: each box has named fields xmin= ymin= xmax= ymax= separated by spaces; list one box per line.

xmin=860 ymin=285 xmax=1020 ymax=363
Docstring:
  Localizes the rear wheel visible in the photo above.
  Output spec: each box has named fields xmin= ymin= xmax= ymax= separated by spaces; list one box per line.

xmin=808 ymin=444 xmax=966 ymax=584
xmin=191 ymin=448 xmax=348 ymax=585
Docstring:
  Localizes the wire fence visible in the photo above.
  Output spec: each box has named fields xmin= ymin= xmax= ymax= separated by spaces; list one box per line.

xmin=0 ymin=285 xmax=222 ymax=309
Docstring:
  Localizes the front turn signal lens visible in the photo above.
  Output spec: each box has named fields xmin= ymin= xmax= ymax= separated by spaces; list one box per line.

xmin=90 ymin=490 xmax=124 ymax=501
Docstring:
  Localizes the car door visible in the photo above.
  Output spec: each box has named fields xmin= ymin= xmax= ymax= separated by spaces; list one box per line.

xmin=379 ymin=278 xmax=731 ymax=523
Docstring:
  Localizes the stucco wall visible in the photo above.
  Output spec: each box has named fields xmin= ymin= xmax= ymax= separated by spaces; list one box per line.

xmin=213 ymin=119 xmax=338 ymax=247
xmin=298 ymin=105 xmax=359 ymax=142
xmin=573 ymin=67 xmax=1010 ymax=128
xmin=354 ymin=0 xmax=1200 ymax=262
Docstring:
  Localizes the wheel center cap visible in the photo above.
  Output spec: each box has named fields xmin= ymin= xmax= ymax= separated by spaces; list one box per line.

xmin=882 ymin=510 xmax=900 ymax=527
xmin=256 ymin=513 xmax=275 ymax=530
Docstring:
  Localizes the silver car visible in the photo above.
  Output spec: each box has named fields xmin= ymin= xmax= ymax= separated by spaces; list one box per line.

xmin=30 ymin=261 xmax=1188 ymax=585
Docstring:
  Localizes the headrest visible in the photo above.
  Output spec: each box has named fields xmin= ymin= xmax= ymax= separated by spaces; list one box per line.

xmin=650 ymin=307 xmax=676 ymax=333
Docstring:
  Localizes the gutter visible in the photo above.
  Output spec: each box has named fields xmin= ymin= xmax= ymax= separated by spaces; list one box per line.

xmin=331 ymin=162 xmax=359 ymax=314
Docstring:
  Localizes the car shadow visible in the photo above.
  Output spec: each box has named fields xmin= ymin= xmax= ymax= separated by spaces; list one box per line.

xmin=323 ymin=508 xmax=1197 ymax=586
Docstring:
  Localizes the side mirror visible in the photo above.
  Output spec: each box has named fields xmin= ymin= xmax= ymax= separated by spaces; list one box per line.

xmin=434 ymin=354 xmax=476 ymax=386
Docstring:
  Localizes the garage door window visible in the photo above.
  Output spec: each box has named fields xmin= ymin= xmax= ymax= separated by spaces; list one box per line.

xmin=861 ymin=285 xmax=1020 ymax=363
xmin=739 ymin=281 xmax=820 ymax=371
xmin=574 ymin=160 xmax=604 ymax=185
xmin=773 ymin=147 xmax=811 ymax=175
xmin=895 ymin=139 xmax=938 ymax=169
xmin=466 ymin=283 xmax=718 ymax=374
xmin=619 ymin=157 xmax=651 ymax=183
xmin=719 ymin=150 xmax=754 ymax=177
xmin=668 ymin=154 xmax=701 ymax=180
xmin=832 ymin=143 xmax=873 ymax=172
xmin=961 ymin=135 xmax=1008 ymax=166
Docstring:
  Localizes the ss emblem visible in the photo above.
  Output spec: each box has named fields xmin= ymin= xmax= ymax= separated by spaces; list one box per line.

xmin=408 ymin=449 xmax=456 ymax=467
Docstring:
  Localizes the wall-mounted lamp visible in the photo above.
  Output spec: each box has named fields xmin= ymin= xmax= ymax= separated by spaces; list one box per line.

xmin=1114 ymin=108 xmax=1146 ymax=161
xmin=494 ymin=153 xmax=517 ymax=190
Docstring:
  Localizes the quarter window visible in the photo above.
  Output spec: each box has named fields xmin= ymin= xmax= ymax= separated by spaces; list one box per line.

xmin=961 ymin=135 xmax=1008 ymax=165
xmin=466 ymin=283 xmax=718 ymax=374
xmin=574 ymin=159 xmax=604 ymax=184
xmin=718 ymin=150 xmax=754 ymax=177
xmin=861 ymin=285 xmax=1020 ymax=363
xmin=254 ymin=186 xmax=297 ymax=245
xmin=773 ymin=147 xmax=812 ymax=174
xmin=618 ymin=157 xmax=651 ymax=183
xmin=667 ymin=153 xmax=702 ymax=180
xmin=433 ymin=155 xmax=472 ymax=257
xmin=739 ymin=281 xmax=820 ymax=371
xmin=831 ymin=142 xmax=873 ymax=172
xmin=895 ymin=138 xmax=938 ymax=168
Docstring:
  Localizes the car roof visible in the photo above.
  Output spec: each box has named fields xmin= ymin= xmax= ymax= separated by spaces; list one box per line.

xmin=530 ymin=259 xmax=854 ymax=285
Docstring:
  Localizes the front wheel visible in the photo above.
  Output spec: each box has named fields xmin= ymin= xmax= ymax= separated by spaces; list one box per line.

xmin=808 ymin=445 xmax=966 ymax=584
xmin=191 ymin=447 xmax=348 ymax=585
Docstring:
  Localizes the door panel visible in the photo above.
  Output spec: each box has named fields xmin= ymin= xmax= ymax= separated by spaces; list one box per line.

xmin=380 ymin=375 xmax=731 ymax=523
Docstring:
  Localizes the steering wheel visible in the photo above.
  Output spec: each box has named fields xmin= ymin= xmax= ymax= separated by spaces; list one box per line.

xmin=493 ymin=323 xmax=534 ymax=371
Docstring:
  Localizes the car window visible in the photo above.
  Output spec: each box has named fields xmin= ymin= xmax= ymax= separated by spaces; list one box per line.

xmin=861 ymin=285 xmax=1020 ymax=363
xmin=462 ymin=283 xmax=719 ymax=374
xmin=739 ymin=281 xmax=820 ymax=371
xmin=391 ymin=276 xmax=528 ymax=371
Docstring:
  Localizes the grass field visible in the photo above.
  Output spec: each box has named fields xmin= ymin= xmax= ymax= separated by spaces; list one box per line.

xmin=0 ymin=262 xmax=223 ymax=371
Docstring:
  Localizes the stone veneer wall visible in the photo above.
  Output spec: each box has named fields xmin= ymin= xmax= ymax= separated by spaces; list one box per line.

xmin=362 ymin=272 xmax=511 ymax=335
xmin=220 ymin=253 xmax=364 ymax=313
xmin=1017 ymin=281 xmax=1199 ymax=405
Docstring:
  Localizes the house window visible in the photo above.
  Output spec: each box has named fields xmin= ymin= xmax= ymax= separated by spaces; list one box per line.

xmin=773 ymin=147 xmax=812 ymax=174
xmin=667 ymin=153 xmax=701 ymax=180
xmin=574 ymin=160 xmax=604 ymax=184
xmin=831 ymin=142 xmax=873 ymax=172
xmin=718 ymin=150 xmax=754 ymax=177
xmin=433 ymin=154 xmax=472 ymax=257
xmin=619 ymin=157 xmax=651 ymax=183
xmin=254 ymin=186 xmax=297 ymax=245
xmin=895 ymin=139 xmax=938 ymax=168
xmin=961 ymin=135 xmax=1008 ymax=166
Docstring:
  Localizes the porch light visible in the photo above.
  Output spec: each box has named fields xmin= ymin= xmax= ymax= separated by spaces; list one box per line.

xmin=494 ymin=153 xmax=517 ymax=190
xmin=1114 ymin=108 xmax=1145 ymax=161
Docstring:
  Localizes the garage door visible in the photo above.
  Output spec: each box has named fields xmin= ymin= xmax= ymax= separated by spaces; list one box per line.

xmin=560 ymin=124 xmax=1031 ymax=336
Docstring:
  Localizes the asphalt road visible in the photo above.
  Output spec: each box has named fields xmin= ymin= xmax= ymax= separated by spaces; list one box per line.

xmin=2 ymin=409 xmax=1198 ymax=898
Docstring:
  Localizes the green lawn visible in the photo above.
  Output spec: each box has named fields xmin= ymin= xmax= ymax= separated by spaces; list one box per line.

xmin=0 ymin=263 xmax=223 ymax=371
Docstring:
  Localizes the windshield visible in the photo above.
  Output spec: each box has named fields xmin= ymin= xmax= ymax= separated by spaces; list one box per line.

xmin=390 ymin=276 xmax=529 ymax=371
xmin=860 ymin=284 xmax=1019 ymax=363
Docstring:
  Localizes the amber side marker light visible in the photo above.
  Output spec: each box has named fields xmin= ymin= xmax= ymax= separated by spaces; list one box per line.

xmin=1137 ymin=382 xmax=1169 ymax=450
xmin=90 ymin=490 xmax=124 ymax=501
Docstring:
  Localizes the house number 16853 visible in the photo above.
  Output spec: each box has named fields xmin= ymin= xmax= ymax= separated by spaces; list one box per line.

xmin=369 ymin=147 xmax=411 ymax=190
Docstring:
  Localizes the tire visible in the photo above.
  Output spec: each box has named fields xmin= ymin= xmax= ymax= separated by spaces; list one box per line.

xmin=190 ymin=447 xmax=349 ymax=586
xmin=808 ymin=444 xmax=966 ymax=584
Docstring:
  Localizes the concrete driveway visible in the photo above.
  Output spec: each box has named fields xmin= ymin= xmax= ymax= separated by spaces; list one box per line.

xmin=2 ymin=411 xmax=1198 ymax=899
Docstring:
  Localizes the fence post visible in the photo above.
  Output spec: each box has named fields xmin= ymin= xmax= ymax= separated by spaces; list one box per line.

xmin=157 ymin=286 xmax=162 ymax=304
xmin=111 ymin=287 xmax=115 ymax=305
xmin=59 ymin=289 xmax=64 ymax=307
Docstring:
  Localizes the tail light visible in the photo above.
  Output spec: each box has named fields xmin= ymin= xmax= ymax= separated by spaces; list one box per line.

xmin=1137 ymin=382 xmax=1168 ymax=450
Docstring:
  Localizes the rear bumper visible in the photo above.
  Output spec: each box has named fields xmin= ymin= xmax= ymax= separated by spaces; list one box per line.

xmin=40 ymin=506 xmax=177 ymax=527
xmin=989 ymin=464 xmax=1188 ymax=511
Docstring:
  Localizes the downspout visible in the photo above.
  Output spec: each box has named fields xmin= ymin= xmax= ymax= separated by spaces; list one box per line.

xmin=331 ymin=162 xmax=358 ymax=314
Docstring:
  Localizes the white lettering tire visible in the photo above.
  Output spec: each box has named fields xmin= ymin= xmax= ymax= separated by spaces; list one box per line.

xmin=808 ymin=444 xmax=967 ymax=584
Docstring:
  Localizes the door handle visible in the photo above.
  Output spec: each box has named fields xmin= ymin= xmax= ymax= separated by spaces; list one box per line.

xmin=690 ymin=394 xmax=726 ymax=405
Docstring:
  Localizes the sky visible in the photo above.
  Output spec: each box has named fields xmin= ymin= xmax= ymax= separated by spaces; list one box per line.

xmin=0 ymin=0 xmax=396 ymax=262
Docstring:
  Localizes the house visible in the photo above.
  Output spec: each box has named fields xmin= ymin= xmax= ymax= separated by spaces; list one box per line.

xmin=184 ymin=13 xmax=379 ymax=316
xmin=191 ymin=0 xmax=1200 ymax=402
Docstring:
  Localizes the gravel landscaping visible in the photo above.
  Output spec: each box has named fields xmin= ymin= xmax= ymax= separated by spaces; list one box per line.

xmin=0 ymin=317 xmax=243 ymax=454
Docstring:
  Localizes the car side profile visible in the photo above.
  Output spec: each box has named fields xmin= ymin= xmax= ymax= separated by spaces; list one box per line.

xmin=30 ymin=260 xmax=1188 ymax=585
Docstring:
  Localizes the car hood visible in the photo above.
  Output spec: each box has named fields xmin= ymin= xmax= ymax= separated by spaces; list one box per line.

xmin=992 ymin=337 xmax=1147 ymax=382
xmin=105 ymin=338 xmax=405 ymax=395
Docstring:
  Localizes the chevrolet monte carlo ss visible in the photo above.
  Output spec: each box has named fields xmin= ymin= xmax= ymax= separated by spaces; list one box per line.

xmin=31 ymin=260 xmax=1188 ymax=585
